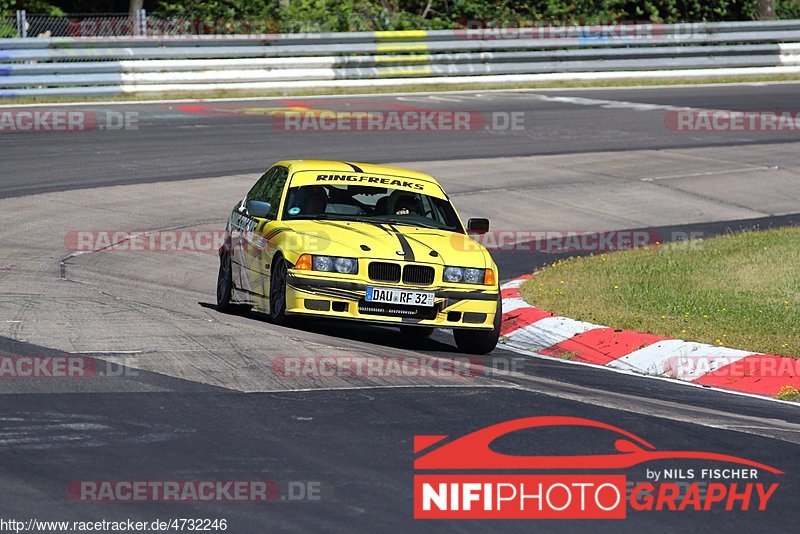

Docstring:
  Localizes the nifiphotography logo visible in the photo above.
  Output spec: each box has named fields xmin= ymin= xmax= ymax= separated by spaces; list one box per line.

xmin=413 ymin=417 xmax=782 ymax=519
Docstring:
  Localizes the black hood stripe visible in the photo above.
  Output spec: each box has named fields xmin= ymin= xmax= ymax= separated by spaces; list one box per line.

xmin=388 ymin=224 xmax=415 ymax=262
xmin=300 ymin=219 xmax=419 ymax=262
xmin=372 ymin=222 xmax=396 ymax=237
xmin=402 ymin=233 xmax=442 ymax=261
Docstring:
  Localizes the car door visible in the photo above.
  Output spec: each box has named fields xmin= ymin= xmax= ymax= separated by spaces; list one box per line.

xmin=230 ymin=167 xmax=278 ymax=296
xmin=244 ymin=166 xmax=289 ymax=310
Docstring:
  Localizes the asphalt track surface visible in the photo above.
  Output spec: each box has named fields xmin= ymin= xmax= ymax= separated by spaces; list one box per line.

xmin=2 ymin=82 xmax=800 ymax=198
xmin=1 ymin=83 xmax=800 ymax=532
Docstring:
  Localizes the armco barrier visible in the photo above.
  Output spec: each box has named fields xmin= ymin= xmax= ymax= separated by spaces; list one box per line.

xmin=2 ymin=20 xmax=800 ymax=98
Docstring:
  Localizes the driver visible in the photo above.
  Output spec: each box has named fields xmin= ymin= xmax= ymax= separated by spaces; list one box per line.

xmin=297 ymin=186 xmax=327 ymax=215
xmin=394 ymin=195 xmax=419 ymax=216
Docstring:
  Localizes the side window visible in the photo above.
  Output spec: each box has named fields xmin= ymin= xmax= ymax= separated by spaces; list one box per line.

xmin=247 ymin=167 xmax=278 ymax=203
xmin=265 ymin=167 xmax=289 ymax=216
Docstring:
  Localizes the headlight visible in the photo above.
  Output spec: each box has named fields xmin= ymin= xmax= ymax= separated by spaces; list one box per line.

xmin=312 ymin=255 xmax=334 ymax=272
xmin=463 ymin=268 xmax=484 ymax=284
xmin=443 ymin=266 xmax=464 ymax=283
xmin=305 ymin=255 xmax=358 ymax=274
xmin=443 ymin=266 xmax=492 ymax=285
xmin=334 ymin=257 xmax=358 ymax=274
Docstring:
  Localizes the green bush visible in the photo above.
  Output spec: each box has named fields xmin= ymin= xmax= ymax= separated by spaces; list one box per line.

xmin=776 ymin=0 xmax=800 ymax=19
xmin=276 ymin=0 xmax=388 ymax=31
xmin=0 ymin=19 xmax=16 ymax=37
xmin=2 ymin=0 xmax=790 ymax=37
xmin=1 ymin=0 xmax=65 ymax=16
xmin=131 ymin=1 xmax=800 ymax=32
xmin=155 ymin=0 xmax=277 ymax=20
xmin=1 ymin=1 xmax=65 ymax=38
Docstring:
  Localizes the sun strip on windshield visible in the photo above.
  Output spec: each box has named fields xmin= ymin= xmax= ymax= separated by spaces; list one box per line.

xmin=289 ymin=171 xmax=447 ymax=199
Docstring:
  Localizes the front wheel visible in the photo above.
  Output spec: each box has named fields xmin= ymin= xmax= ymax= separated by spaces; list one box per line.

xmin=269 ymin=255 xmax=290 ymax=326
xmin=453 ymin=298 xmax=502 ymax=354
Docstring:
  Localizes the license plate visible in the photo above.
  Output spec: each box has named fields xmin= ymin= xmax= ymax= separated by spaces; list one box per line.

xmin=365 ymin=286 xmax=434 ymax=307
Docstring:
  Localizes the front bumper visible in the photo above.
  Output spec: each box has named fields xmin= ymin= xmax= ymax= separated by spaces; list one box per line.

xmin=286 ymin=272 xmax=499 ymax=329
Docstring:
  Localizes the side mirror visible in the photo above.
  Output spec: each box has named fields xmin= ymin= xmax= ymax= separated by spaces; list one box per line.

xmin=247 ymin=200 xmax=272 ymax=218
xmin=467 ymin=218 xmax=490 ymax=235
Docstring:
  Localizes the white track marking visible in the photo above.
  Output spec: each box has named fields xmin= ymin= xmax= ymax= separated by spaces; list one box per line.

xmin=505 ymin=316 xmax=604 ymax=351
xmin=501 ymin=278 xmax=529 ymax=290
xmin=641 ymin=166 xmax=774 ymax=181
xmin=499 ymin=341 xmax=800 ymax=407
xmin=606 ymin=339 xmax=755 ymax=381
xmin=535 ymin=94 xmax=722 ymax=113
xmin=502 ymin=297 xmax=532 ymax=314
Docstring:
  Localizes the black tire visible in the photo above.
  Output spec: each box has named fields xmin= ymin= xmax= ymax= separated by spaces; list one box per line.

xmin=216 ymin=250 xmax=235 ymax=311
xmin=453 ymin=297 xmax=502 ymax=354
xmin=217 ymin=250 xmax=250 ymax=314
xmin=269 ymin=255 xmax=290 ymax=325
xmin=399 ymin=325 xmax=435 ymax=339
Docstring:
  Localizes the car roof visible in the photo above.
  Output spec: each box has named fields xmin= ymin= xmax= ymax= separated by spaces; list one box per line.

xmin=276 ymin=160 xmax=441 ymax=185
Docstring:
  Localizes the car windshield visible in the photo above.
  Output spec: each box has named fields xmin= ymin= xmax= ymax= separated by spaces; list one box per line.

xmin=281 ymin=184 xmax=463 ymax=232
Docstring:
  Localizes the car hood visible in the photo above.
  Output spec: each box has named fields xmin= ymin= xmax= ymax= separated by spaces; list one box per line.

xmin=285 ymin=219 xmax=492 ymax=268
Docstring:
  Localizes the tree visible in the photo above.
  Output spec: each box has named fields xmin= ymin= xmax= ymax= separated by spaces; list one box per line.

xmin=758 ymin=0 xmax=775 ymax=18
xmin=129 ymin=0 xmax=143 ymax=18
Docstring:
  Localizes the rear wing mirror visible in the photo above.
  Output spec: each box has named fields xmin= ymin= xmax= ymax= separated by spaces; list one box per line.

xmin=247 ymin=200 xmax=272 ymax=218
xmin=467 ymin=218 xmax=489 ymax=235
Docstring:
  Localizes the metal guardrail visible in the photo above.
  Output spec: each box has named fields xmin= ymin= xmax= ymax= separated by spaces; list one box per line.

xmin=2 ymin=19 xmax=800 ymax=98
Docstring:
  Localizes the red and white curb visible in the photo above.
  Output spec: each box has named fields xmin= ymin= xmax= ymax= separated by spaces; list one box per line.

xmin=500 ymin=275 xmax=800 ymax=400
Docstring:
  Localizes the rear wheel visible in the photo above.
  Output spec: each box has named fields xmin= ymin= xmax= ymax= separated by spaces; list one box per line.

xmin=453 ymin=297 xmax=502 ymax=354
xmin=216 ymin=250 xmax=248 ymax=314
xmin=269 ymin=255 xmax=290 ymax=325
xmin=399 ymin=326 xmax=435 ymax=339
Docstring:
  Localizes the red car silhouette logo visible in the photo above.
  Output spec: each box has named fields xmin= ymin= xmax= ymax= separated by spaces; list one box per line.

xmin=414 ymin=416 xmax=782 ymax=473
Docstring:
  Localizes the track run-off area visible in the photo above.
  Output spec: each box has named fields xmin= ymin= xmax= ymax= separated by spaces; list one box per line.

xmin=1 ymin=83 xmax=800 ymax=531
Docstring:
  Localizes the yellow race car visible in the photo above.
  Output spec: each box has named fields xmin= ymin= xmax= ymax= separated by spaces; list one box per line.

xmin=216 ymin=160 xmax=501 ymax=354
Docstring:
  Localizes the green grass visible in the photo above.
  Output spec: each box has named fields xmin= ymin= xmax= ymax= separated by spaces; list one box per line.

xmin=520 ymin=227 xmax=800 ymax=357
xmin=776 ymin=385 xmax=800 ymax=401
xmin=2 ymin=73 xmax=799 ymax=105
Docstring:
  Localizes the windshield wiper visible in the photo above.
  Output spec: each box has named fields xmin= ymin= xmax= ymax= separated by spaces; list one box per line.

xmin=297 ymin=214 xmax=362 ymax=221
xmin=383 ymin=219 xmax=442 ymax=230
xmin=308 ymin=215 xmax=389 ymax=226
xmin=300 ymin=215 xmax=445 ymax=230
